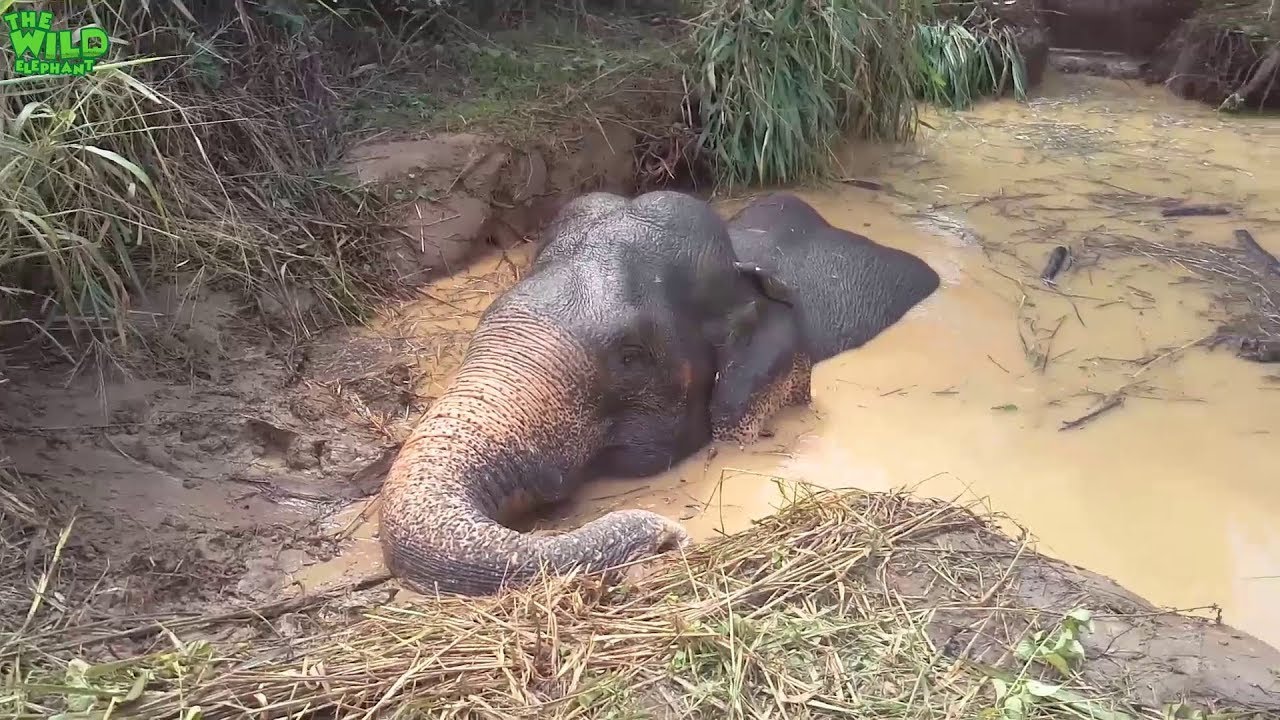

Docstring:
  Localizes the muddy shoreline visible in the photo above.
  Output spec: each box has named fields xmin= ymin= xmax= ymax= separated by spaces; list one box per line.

xmin=1038 ymin=0 xmax=1280 ymax=109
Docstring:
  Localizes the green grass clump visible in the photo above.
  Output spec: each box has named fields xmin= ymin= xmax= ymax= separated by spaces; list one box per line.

xmin=689 ymin=0 xmax=936 ymax=189
xmin=1 ymin=2 xmax=392 ymax=351
xmin=1 ymin=62 xmax=175 ymax=341
xmin=345 ymin=13 xmax=684 ymax=140
xmin=914 ymin=19 xmax=1028 ymax=110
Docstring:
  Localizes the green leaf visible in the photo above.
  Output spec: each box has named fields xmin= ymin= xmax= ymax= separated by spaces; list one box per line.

xmin=1067 ymin=607 xmax=1093 ymax=624
xmin=124 ymin=669 xmax=150 ymax=702
xmin=1067 ymin=638 xmax=1086 ymax=660
xmin=1025 ymin=679 xmax=1063 ymax=697
xmin=1041 ymin=651 xmax=1072 ymax=676
xmin=1001 ymin=694 xmax=1027 ymax=720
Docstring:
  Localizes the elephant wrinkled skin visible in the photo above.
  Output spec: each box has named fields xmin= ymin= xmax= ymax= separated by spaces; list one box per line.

xmin=727 ymin=192 xmax=942 ymax=363
xmin=710 ymin=293 xmax=813 ymax=444
xmin=378 ymin=191 xmax=802 ymax=596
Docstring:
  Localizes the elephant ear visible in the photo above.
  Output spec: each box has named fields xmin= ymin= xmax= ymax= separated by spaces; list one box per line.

xmin=734 ymin=261 xmax=794 ymax=306
xmin=724 ymin=298 xmax=761 ymax=344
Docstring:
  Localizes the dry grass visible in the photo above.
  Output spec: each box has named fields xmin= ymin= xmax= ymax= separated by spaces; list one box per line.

xmin=2 ymin=475 xmax=1256 ymax=720
xmin=0 ymin=460 xmax=91 ymax=667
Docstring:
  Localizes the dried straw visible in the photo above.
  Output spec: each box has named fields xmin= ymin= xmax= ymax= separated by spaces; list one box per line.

xmin=5 ymin=479 xmax=1269 ymax=719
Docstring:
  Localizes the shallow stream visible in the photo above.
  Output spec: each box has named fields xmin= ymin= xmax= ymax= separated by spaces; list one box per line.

xmin=304 ymin=73 xmax=1280 ymax=648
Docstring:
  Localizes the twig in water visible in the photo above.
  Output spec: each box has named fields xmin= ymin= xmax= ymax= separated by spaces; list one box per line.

xmin=836 ymin=177 xmax=885 ymax=192
xmin=1039 ymin=315 xmax=1067 ymax=372
xmin=1130 ymin=334 xmax=1214 ymax=378
xmin=1161 ymin=204 xmax=1232 ymax=218
xmin=1039 ymin=245 xmax=1072 ymax=286
xmin=1059 ymin=394 xmax=1124 ymax=431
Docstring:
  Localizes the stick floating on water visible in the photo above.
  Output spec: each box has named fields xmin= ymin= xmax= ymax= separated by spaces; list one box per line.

xmin=1161 ymin=204 xmax=1232 ymax=218
xmin=1040 ymin=245 xmax=1071 ymax=285
xmin=1059 ymin=395 xmax=1124 ymax=431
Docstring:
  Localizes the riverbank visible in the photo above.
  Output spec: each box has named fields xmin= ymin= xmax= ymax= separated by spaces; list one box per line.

xmin=7 ymin=483 xmax=1279 ymax=718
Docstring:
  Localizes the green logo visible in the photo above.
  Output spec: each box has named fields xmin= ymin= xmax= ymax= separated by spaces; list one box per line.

xmin=3 ymin=9 xmax=110 ymax=77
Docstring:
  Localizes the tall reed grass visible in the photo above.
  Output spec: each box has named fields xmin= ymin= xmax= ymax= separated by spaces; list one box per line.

xmin=688 ymin=0 xmax=937 ymax=189
xmin=914 ymin=14 xmax=1029 ymax=110
xmin=0 ymin=2 xmax=390 ymax=351
xmin=688 ymin=0 xmax=1034 ymax=189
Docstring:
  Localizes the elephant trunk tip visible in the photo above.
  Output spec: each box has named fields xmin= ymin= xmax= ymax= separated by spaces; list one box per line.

xmin=382 ymin=503 xmax=691 ymax=597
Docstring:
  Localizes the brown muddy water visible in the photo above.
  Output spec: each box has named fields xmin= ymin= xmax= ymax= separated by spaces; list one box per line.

xmin=303 ymin=73 xmax=1280 ymax=648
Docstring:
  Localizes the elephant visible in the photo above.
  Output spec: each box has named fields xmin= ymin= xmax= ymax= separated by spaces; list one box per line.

xmin=725 ymin=192 xmax=942 ymax=364
xmin=378 ymin=190 xmax=806 ymax=596
xmin=710 ymin=292 xmax=813 ymax=444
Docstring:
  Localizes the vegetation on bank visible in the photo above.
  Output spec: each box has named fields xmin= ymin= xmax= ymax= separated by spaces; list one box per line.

xmin=0 ymin=0 xmax=1031 ymax=354
xmin=7 ymin=478 xmax=1264 ymax=719
xmin=691 ymin=0 xmax=1029 ymax=187
xmin=1177 ymin=0 xmax=1280 ymax=111
xmin=0 ymin=1 xmax=403 ymax=367
xmin=913 ymin=3 xmax=1030 ymax=111
xmin=690 ymin=0 xmax=933 ymax=188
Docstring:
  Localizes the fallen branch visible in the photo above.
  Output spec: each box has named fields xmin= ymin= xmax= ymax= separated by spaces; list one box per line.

xmin=1234 ymin=228 xmax=1280 ymax=276
xmin=1059 ymin=394 xmax=1124 ymax=431
xmin=1161 ymin=204 xmax=1232 ymax=218
xmin=1219 ymin=44 xmax=1280 ymax=112
xmin=1039 ymin=245 xmax=1071 ymax=285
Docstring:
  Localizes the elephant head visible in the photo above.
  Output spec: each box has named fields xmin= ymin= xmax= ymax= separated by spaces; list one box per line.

xmin=378 ymin=191 xmax=798 ymax=596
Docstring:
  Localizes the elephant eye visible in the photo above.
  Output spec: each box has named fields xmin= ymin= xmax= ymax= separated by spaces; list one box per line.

xmin=619 ymin=344 xmax=647 ymax=366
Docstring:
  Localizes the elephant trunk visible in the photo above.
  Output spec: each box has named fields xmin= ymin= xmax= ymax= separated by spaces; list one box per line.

xmin=378 ymin=309 xmax=689 ymax=596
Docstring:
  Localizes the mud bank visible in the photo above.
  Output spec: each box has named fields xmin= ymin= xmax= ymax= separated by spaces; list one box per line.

xmin=17 ymin=490 xmax=1279 ymax=718
xmin=1019 ymin=0 xmax=1280 ymax=109
xmin=342 ymin=122 xmax=700 ymax=283
xmin=1151 ymin=3 xmax=1280 ymax=109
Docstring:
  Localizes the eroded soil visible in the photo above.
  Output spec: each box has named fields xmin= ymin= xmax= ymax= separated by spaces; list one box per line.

xmin=3 ymin=72 xmax=1280 ymax=701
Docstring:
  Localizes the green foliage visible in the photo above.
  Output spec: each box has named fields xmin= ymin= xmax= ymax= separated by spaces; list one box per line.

xmin=689 ymin=0 xmax=937 ymax=189
xmin=4 ymin=638 xmax=217 ymax=717
xmin=0 ymin=2 xmax=392 ymax=348
xmin=1 ymin=64 xmax=174 ymax=339
xmin=914 ymin=19 xmax=1028 ymax=110
xmin=342 ymin=13 xmax=680 ymax=139
xmin=987 ymin=608 xmax=1100 ymax=720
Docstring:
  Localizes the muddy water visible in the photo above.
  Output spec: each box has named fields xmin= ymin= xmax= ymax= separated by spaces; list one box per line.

xmin=305 ymin=73 xmax=1280 ymax=648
